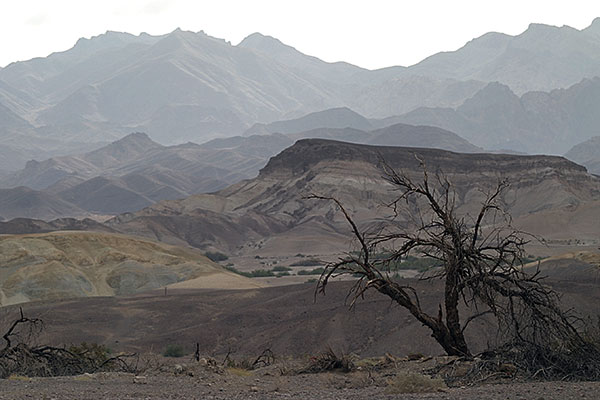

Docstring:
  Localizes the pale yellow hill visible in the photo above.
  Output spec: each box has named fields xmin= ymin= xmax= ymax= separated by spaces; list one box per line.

xmin=0 ymin=231 xmax=263 ymax=306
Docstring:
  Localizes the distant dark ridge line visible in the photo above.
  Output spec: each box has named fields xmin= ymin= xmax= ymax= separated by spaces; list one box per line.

xmin=260 ymin=139 xmax=587 ymax=177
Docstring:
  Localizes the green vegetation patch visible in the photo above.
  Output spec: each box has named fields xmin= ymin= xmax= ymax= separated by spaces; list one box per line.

xmin=204 ymin=251 xmax=229 ymax=262
xmin=223 ymin=265 xmax=275 ymax=278
xmin=290 ymin=258 xmax=322 ymax=267
xmin=297 ymin=267 xmax=325 ymax=275
xmin=163 ymin=344 xmax=185 ymax=358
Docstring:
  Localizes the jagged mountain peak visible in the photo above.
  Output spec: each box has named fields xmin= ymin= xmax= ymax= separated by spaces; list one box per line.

xmin=83 ymin=132 xmax=163 ymax=167
xmin=458 ymin=81 xmax=519 ymax=111
xmin=97 ymin=131 xmax=163 ymax=150
xmin=238 ymin=32 xmax=293 ymax=53
xmin=584 ymin=17 xmax=600 ymax=37
xmin=113 ymin=131 xmax=157 ymax=145
xmin=245 ymin=106 xmax=373 ymax=135
xmin=69 ymin=30 xmax=156 ymax=56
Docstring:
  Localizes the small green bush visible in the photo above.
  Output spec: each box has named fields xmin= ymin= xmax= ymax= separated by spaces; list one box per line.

xmin=68 ymin=342 xmax=111 ymax=362
xmin=223 ymin=266 xmax=275 ymax=278
xmin=205 ymin=251 xmax=229 ymax=262
xmin=290 ymin=258 xmax=322 ymax=267
xmin=297 ymin=267 xmax=325 ymax=275
xmin=245 ymin=269 xmax=275 ymax=277
xmin=224 ymin=265 xmax=242 ymax=274
xmin=272 ymin=266 xmax=292 ymax=272
xmin=163 ymin=344 xmax=185 ymax=358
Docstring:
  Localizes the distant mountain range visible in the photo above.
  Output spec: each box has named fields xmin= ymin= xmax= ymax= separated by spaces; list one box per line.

xmin=0 ymin=118 xmax=482 ymax=219
xmin=394 ymin=78 xmax=600 ymax=154
xmin=1 ymin=139 xmax=598 ymax=259
xmin=0 ymin=132 xmax=262 ymax=218
xmin=1 ymin=139 xmax=598 ymax=311
xmin=408 ymin=19 xmax=600 ymax=94
xmin=3 ymin=19 xmax=600 ymax=168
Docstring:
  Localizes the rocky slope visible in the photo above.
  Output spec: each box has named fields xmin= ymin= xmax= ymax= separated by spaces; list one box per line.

xmin=0 ymin=186 xmax=87 ymax=221
xmin=109 ymin=139 xmax=600 ymax=254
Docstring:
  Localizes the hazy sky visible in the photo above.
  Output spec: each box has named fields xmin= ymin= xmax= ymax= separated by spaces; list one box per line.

xmin=2 ymin=0 xmax=600 ymax=69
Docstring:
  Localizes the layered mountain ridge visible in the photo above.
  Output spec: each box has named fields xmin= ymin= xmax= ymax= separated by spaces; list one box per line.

xmin=108 ymin=139 xmax=600 ymax=254
xmin=395 ymin=78 xmax=600 ymax=153
xmin=4 ymin=19 xmax=600 ymax=168
xmin=0 ymin=118 xmax=484 ymax=219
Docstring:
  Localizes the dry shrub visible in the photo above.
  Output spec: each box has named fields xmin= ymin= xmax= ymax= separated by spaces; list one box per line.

xmin=298 ymin=347 xmax=355 ymax=374
xmin=0 ymin=309 xmax=137 ymax=378
xmin=223 ymin=348 xmax=275 ymax=371
xmin=163 ymin=344 xmax=185 ymax=358
xmin=0 ymin=342 xmax=136 ymax=378
xmin=226 ymin=367 xmax=253 ymax=377
xmin=386 ymin=372 xmax=446 ymax=394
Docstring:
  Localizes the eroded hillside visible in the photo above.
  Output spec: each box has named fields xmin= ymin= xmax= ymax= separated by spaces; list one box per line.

xmin=0 ymin=231 xmax=262 ymax=306
xmin=109 ymin=139 xmax=600 ymax=254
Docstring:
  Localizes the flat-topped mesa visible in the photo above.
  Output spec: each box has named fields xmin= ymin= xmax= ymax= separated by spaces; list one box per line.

xmin=260 ymin=139 xmax=590 ymax=179
xmin=107 ymin=139 xmax=600 ymax=253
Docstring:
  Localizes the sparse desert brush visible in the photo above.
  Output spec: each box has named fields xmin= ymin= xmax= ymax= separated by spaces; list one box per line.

xmin=386 ymin=372 xmax=446 ymax=394
xmin=298 ymin=348 xmax=355 ymax=373
xmin=163 ymin=344 xmax=185 ymax=358
xmin=297 ymin=267 xmax=325 ymax=275
xmin=68 ymin=342 xmax=111 ymax=362
xmin=7 ymin=375 xmax=31 ymax=381
xmin=226 ymin=367 xmax=253 ymax=376
xmin=223 ymin=349 xmax=275 ymax=371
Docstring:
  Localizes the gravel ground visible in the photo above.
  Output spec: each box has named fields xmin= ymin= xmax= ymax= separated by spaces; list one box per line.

xmin=1 ymin=361 xmax=599 ymax=400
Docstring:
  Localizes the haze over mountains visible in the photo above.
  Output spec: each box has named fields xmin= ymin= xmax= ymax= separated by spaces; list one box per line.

xmin=3 ymin=19 xmax=600 ymax=171
xmin=565 ymin=136 xmax=600 ymax=175
xmin=0 ymin=131 xmax=260 ymax=219
xmin=2 ymin=17 xmax=600 ymax=310
xmin=408 ymin=19 xmax=600 ymax=94
xmin=396 ymin=78 xmax=600 ymax=154
xmin=0 ymin=113 xmax=484 ymax=219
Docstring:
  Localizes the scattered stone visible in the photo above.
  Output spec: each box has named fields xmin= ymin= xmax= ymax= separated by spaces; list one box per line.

xmin=174 ymin=364 xmax=185 ymax=375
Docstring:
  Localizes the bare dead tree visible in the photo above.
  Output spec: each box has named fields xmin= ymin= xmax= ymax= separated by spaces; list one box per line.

xmin=308 ymin=159 xmax=594 ymax=363
xmin=0 ymin=309 xmax=137 ymax=378
xmin=1 ymin=307 xmax=43 ymax=355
